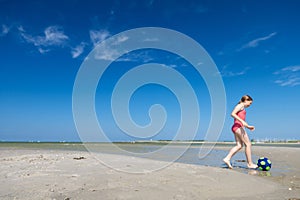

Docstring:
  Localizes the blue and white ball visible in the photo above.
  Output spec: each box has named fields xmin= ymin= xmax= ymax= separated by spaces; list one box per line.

xmin=257 ymin=157 xmax=272 ymax=171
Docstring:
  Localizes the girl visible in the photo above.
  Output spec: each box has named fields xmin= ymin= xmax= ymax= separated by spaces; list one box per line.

xmin=223 ymin=95 xmax=258 ymax=169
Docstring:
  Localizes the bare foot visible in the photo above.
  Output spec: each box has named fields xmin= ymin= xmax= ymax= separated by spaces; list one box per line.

xmin=247 ymin=163 xmax=258 ymax=169
xmin=223 ymin=158 xmax=233 ymax=169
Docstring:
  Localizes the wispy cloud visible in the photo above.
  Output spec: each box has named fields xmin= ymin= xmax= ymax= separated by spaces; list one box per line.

xmin=281 ymin=66 xmax=300 ymax=72
xmin=94 ymin=41 xmax=157 ymax=63
xmin=94 ymin=44 xmax=119 ymax=61
xmin=94 ymin=46 xmax=152 ymax=63
xmin=120 ymin=50 xmax=155 ymax=63
xmin=89 ymin=29 xmax=110 ymax=46
xmin=71 ymin=42 xmax=87 ymax=58
xmin=19 ymin=25 xmax=69 ymax=54
xmin=274 ymin=65 xmax=300 ymax=87
xmin=112 ymin=35 xmax=128 ymax=44
xmin=37 ymin=47 xmax=50 ymax=54
xmin=220 ymin=65 xmax=250 ymax=77
xmin=93 ymin=33 xmax=131 ymax=61
xmin=238 ymin=32 xmax=277 ymax=51
xmin=0 ymin=24 xmax=10 ymax=36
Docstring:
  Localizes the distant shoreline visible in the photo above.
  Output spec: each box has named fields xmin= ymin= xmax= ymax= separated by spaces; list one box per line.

xmin=1 ymin=140 xmax=299 ymax=143
xmin=0 ymin=140 xmax=299 ymax=148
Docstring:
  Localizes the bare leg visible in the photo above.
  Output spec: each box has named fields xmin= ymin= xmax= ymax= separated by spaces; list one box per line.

xmin=239 ymin=129 xmax=257 ymax=169
xmin=223 ymin=132 xmax=243 ymax=169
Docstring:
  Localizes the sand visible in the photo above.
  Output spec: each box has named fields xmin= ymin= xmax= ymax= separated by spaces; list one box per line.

xmin=0 ymin=145 xmax=299 ymax=200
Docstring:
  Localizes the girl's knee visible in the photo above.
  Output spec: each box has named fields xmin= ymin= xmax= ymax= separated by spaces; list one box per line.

xmin=236 ymin=144 xmax=243 ymax=150
xmin=244 ymin=142 xmax=251 ymax=147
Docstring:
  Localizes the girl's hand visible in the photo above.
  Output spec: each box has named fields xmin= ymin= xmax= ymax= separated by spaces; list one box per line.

xmin=242 ymin=122 xmax=255 ymax=131
xmin=247 ymin=125 xmax=255 ymax=131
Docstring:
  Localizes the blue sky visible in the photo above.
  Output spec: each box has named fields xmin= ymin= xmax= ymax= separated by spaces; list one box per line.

xmin=0 ymin=0 xmax=299 ymax=142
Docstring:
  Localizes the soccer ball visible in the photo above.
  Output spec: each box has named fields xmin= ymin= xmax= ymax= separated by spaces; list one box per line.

xmin=257 ymin=157 xmax=272 ymax=171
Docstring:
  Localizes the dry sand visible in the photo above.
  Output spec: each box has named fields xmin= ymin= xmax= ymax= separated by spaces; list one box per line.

xmin=0 ymin=145 xmax=299 ymax=200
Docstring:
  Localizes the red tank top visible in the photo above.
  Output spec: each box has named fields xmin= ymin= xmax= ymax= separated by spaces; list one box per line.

xmin=231 ymin=109 xmax=246 ymax=132
xmin=234 ymin=109 xmax=246 ymax=125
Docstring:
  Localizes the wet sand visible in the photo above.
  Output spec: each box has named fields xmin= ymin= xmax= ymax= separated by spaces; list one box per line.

xmin=0 ymin=145 xmax=299 ymax=200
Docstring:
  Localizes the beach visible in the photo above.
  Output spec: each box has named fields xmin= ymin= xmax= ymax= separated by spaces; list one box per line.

xmin=0 ymin=143 xmax=299 ymax=200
